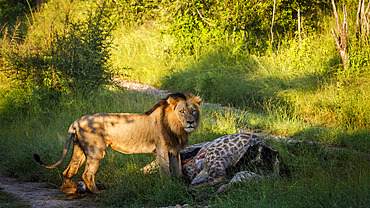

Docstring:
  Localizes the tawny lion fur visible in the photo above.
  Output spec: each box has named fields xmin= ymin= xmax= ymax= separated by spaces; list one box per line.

xmin=34 ymin=93 xmax=201 ymax=194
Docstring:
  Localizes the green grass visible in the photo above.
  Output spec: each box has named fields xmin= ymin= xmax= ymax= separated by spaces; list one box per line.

xmin=0 ymin=88 xmax=368 ymax=207
xmin=111 ymin=22 xmax=181 ymax=85
xmin=160 ymin=37 xmax=370 ymax=130
xmin=0 ymin=0 xmax=369 ymax=207
xmin=107 ymin=15 xmax=368 ymax=133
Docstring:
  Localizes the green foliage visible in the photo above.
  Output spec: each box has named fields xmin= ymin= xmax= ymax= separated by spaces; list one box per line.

xmin=114 ymin=0 xmax=161 ymax=26
xmin=159 ymin=0 xmax=330 ymax=55
xmin=0 ymin=0 xmax=40 ymax=24
xmin=108 ymin=0 xmax=330 ymax=56
xmin=110 ymin=21 xmax=177 ymax=84
xmin=0 ymin=0 xmax=369 ymax=206
xmin=0 ymin=1 xmax=115 ymax=114
xmin=161 ymin=29 xmax=370 ymax=130
xmin=50 ymin=4 xmax=115 ymax=92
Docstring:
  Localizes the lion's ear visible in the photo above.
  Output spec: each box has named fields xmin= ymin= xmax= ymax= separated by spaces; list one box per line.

xmin=191 ymin=96 xmax=202 ymax=107
xmin=167 ymin=97 xmax=179 ymax=108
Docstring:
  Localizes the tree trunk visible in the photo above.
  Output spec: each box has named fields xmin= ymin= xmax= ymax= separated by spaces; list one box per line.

xmin=356 ymin=0 xmax=370 ymax=38
xmin=271 ymin=0 xmax=276 ymax=54
xmin=298 ymin=8 xmax=301 ymax=49
xmin=331 ymin=0 xmax=348 ymax=71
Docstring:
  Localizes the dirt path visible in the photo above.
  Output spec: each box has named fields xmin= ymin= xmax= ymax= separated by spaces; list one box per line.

xmin=0 ymin=175 xmax=97 ymax=207
xmin=114 ymin=78 xmax=169 ymax=97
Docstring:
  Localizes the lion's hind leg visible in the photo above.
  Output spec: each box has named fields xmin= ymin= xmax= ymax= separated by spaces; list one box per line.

xmin=82 ymin=149 xmax=106 ymax=194
xmin=61 ymin=143 xmax=86 ymax=194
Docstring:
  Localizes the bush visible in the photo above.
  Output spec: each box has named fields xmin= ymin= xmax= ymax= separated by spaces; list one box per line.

xmin=1 ymin=1 xmax=115 ymax=100
xmin=51 ymin=3 xmax=115 ymax=92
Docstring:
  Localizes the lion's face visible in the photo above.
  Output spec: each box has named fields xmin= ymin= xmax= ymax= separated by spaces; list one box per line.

xmin=167 ymin=95 xmax=201 ymax=133
xmin=175 ymin=99 xmax=200 ymax=133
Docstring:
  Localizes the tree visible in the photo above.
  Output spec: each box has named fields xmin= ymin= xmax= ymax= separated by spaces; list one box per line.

xmin=331 ymin=0 xmax=348 ymax=71
xmin=356 ymin=0 xmax=370 ymax=38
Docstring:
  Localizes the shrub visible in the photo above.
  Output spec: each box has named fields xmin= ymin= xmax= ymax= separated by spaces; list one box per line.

xmin=51 ymin=3 xmax=115 ymax=92
xmin=1 ymin=2 xmax=115 ymax=96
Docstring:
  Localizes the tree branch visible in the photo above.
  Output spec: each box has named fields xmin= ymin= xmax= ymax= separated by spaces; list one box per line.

xmin=196 ymin=8 xmax=215 ymax=27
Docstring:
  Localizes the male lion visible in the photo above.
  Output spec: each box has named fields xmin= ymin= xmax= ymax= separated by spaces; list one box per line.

xmin=34 ymin=92 xmax=201 ymax=194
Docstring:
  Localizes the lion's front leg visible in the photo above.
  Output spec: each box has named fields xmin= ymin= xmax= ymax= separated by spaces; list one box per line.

xmin=169 ymin=153 xmax=182 ymax=178
xmin=155 ymin=148 xmax=170 ymax=177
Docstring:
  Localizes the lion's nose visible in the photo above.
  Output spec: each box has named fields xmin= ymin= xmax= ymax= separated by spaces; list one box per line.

xmin=187 ymin=120 xmax=194 ymax=125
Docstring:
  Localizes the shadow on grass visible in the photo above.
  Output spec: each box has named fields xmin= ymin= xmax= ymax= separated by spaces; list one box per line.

xmin=160 ymin=49 xmax=370 ymax=151
xmin=292 ymin=125 xmax=370 ymax=152
xmin=160 ymin=49 xmax=332 ymax=113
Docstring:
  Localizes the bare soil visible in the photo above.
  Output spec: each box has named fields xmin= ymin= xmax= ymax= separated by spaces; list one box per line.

xmin=0 ymin=175 xmax=97 ymax=207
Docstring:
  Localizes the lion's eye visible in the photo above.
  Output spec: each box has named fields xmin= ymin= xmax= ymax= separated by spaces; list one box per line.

xmin=192 ymin=110 xmax=197 ymax=115
xmin=180 ymin=110 xmax=185 ymax=114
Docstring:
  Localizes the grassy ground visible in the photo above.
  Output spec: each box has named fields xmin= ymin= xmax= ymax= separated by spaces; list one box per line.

xmin=0 ymin=88 xmax=368 ymax=207
xmin=111 ymin=20 xmax=370 ymax=147
xmin=0 ymin=1 xmax=369 ymax=207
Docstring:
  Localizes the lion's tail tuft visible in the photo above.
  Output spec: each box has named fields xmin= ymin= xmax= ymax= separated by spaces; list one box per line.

xmin=33 ymin=132 xmax=74 ymax=169
xmin=33 ymin=154 xmax=44 ymax=166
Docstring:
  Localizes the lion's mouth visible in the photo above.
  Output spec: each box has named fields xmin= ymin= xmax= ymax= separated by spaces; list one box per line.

xmin=184 ymin=126 xmax=195 ymax=133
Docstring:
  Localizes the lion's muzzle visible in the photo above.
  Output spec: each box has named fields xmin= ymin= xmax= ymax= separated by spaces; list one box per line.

xmin=184 ymin=120 xmax=196 ymax=133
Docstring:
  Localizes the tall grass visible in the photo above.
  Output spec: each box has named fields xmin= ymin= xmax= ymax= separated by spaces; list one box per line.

xmin=0 ymin=89 xmax=155 ymax=178
xmin=0 ymin=89 xmax=368 ymax=207
xmin=111 ymin=21 xmax=183 ymax=85
xmin=106 ymin=1 xmax=370 ymax=136
xmin=126 ymin=25 xmax=369 ymax=150
xmin=0 ymin=0 xmax=369 ymax=207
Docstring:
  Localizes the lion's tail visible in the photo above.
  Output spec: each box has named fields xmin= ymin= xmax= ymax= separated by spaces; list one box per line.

xmin=33 ymin=124 xmax=75 ymax=169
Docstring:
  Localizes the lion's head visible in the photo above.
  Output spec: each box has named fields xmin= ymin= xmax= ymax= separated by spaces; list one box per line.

xmin=166 ymin=93 xmax=201 ymax=133
xmin=145 ymin=92 xmax=201 ymax=147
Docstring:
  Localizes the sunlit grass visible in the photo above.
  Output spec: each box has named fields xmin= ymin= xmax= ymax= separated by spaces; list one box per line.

xmin=0 ymin=88 xmax=368 ymax=207
xmin=111 ymin=21 xmax=181 ymax=85
xmin=0 ymin=0 xmax=369 ymax=207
